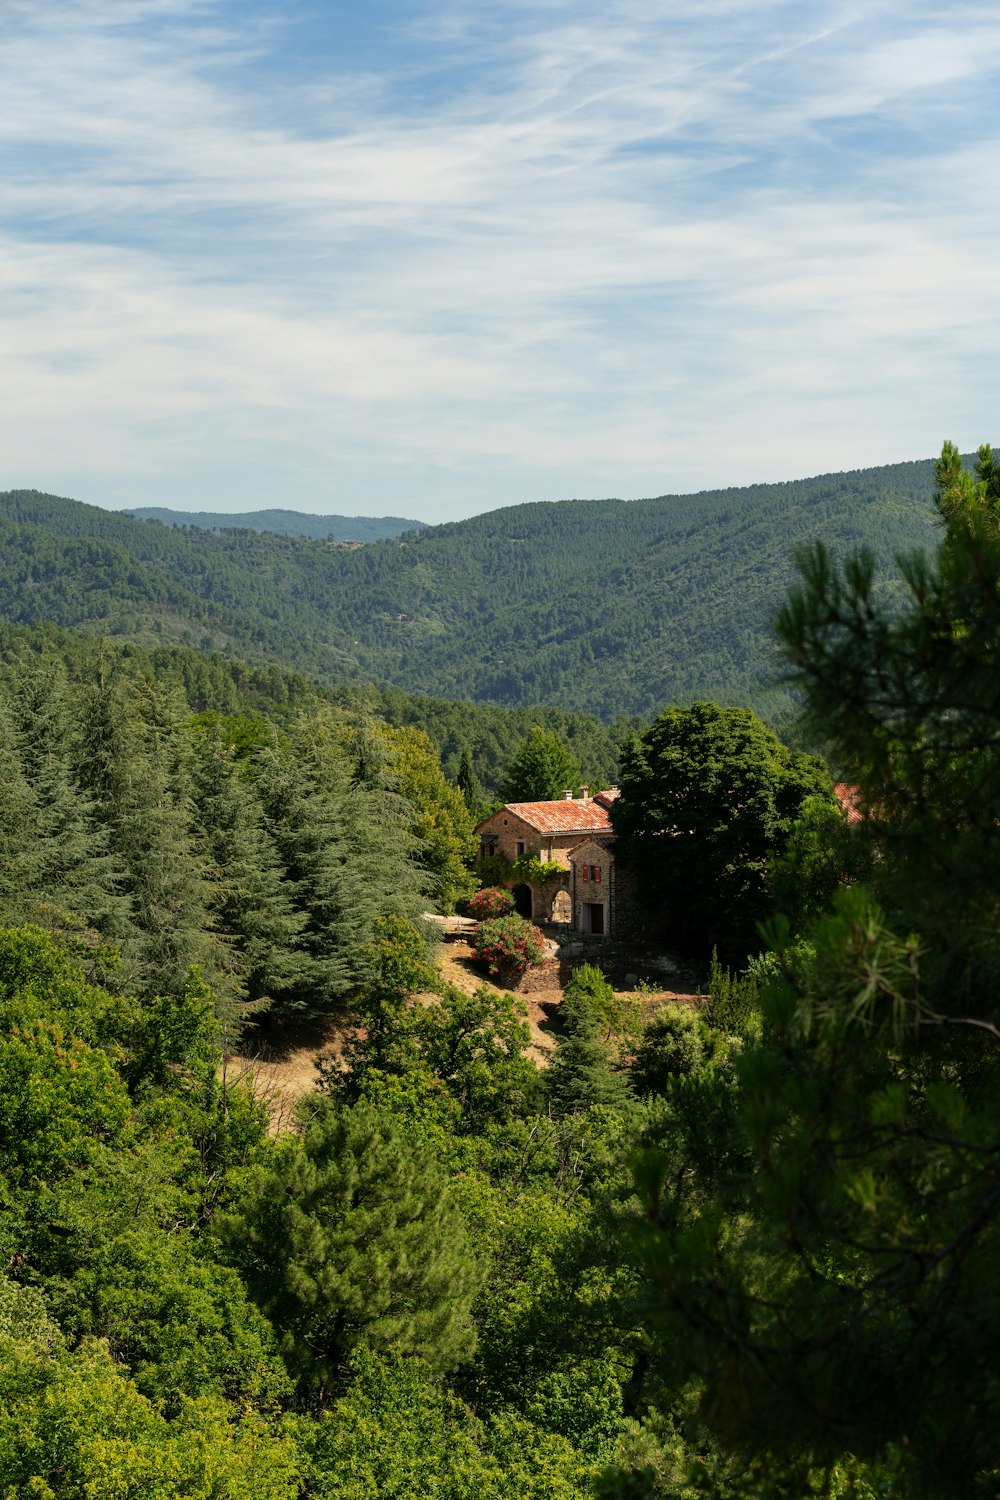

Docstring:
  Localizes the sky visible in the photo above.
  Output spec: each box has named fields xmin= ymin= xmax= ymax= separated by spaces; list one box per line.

xmin=2 ymin=0 xmax=999 ymax=524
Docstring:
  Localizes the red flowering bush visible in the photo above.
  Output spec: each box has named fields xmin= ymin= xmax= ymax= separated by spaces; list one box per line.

xmin=471 ymin=915 xmax=547 ymax=979
xmin=465 ymin=887 xmax=515 ymax=922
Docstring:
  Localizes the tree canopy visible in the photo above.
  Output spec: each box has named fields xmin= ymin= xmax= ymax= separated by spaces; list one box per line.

xmin=612 ymin=701 xmax=832 ymax=961
xmin=499 ymin=728 xmax=583 ymax=803
xmin=614 ymin=440 xmax=1000 ymax=1498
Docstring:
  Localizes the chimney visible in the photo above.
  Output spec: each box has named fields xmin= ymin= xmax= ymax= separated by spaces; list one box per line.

xmin=579 ymin=786 xmax=589 ymax=799
xmin=561 ymin=790 xmax=573 ymax=800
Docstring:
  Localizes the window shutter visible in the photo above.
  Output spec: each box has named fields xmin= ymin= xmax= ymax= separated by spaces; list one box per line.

xmin=582 ymin=865 xmax=589 ymax=882
xmin=594 ymin=865 xmax=602 ymax=883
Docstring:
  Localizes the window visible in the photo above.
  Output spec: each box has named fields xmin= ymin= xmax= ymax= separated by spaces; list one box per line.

xmin=516 ymin=840 xmax=525 ymax=857
xmin=591 ymin=865 xmax=602 ymax=884
xmin=582 ymin=865 xmax=589 ymax=882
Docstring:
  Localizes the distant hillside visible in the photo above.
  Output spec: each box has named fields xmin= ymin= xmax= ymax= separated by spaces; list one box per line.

xmin=123 ymin=506 xmax=426 ymax=542
xmin=0 ymin=459 xmax=946 ymax=722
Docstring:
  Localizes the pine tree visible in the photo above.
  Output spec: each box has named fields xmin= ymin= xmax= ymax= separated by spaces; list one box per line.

xmin=230 ymin=1096 xmax=481 ymax=1396
xmin=3 ymin=659 xmax=127 ymax=935
xmin=253 ymin=709 xmax=428 ymax=1016
xmin=499 ymin=728 xmax=582 ymax=803
xmin=456 ymin=746 xmax=481 ymax=813
xmin=0 ymin=696 xmax=45 ymax=917
xmin=253 ymin=738 xmax=355 ymax=1013
xmin=75 ymin=670 xmax=219 ymax=995
xmin=546 ymin=967 xmax=631 ymax=1116
xmin=190 ymin=723 xmax=305 ymax=1026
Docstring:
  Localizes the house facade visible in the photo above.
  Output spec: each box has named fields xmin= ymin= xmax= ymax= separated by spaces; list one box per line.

xmin=476 ymin=789 xmax=621 ymax=933
xmin=566 ymin=836 xmax=616 ymax=936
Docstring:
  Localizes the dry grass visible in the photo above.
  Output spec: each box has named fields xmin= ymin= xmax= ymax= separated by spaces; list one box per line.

xmin=225 ymin=941 xmax=701 ymax=1130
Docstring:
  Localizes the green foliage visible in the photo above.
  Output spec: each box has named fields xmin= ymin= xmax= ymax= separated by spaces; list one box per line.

xmin=562 ymin=964 xmax=622 ymax=1036
xmin=616 ymin=439 xmax=1000 ymax=1497
xmin=409 ymin=984 xmax=542 ymax=1131
xmin=456 ymin=745 xmax=482 ymax=813
xmin=190 ymin=721 xmax=304 ymax=1023
xmin=546 ymin=969 xmax=633 ymax=1117
xmin=343 ymin=913 xmax=439 ymax=1074
xmin=705 ymin=949 xmax=761 ymax=1039
xmin=768 ymin=792 xmax=864 ymax=930
xmin=500 ymin=728 xmax=583 ymax=803
xmin=126 ymin=504 xmax=425 ymax=541
xmin=511 ymin=854 xmax=564 ymax=886
xmin=471 ymin=914 xmax=548 ymax=978
xmin=307 ymin=1348 xmax=595 ymax=1499
xmin=251 ymin=713 xmax=429 ymax=1016
xmin=0 ymin=617 xmax=628 ymax=800
xmin=382 ymin=723 xmax=478 ymax=910
xmin=335 ymin=971 xmax=541 ymax=1137
xmin=0 ymin=1335 xmax=301 ymax=1499
xmin=629 ymin=1004 xmax=710 ymax=1095
xmin=933 ymin=439 xmax=1000 ymax=530
xmin=613 ymin=701 xmax=833 ymax=962
xmin=228 ymin=1096 xmax=481 ymax=1395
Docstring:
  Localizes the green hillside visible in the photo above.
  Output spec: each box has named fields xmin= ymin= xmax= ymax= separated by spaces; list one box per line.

xmin=0 ymin=460 xmax=943 ymax=721
xmin=123 ymin=506 xmax=426 ymax=541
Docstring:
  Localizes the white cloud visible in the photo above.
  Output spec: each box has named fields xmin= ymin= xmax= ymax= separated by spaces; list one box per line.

xmin=1 ymin=0 xmax=999 ymax=517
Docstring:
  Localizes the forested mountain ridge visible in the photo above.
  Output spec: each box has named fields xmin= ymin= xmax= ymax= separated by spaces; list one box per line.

xmin=0 ymin=459 xmax=943 ymax=720
xmin=123 ymin=506 xmax=427 ymax=541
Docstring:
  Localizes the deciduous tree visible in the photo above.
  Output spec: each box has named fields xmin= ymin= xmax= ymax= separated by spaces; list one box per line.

xmin=613 ymin=702 xmax=832 ymax=961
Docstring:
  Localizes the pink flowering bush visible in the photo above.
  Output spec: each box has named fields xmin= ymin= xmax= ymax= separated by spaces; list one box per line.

xmin=471 ymin=915 xmax=547 ymax=979
xmin=465 ymin=887 xmax=515 ymax=922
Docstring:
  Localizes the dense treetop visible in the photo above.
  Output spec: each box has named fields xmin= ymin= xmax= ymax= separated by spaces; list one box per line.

xmin=0 ymin=620 xmax=627 ymax=798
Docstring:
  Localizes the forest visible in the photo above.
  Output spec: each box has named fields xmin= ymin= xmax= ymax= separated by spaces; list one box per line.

xmin=2 ymin=442 xmax=1000 ymax=1496
xmin=0 ymin=455 xmax=942 ymax=724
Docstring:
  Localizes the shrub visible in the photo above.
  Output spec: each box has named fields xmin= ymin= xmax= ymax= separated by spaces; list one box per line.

xmin=630 ymin=1003 xmax=707 ymax=1095
xmin=471 ymin=915 xmax=547 ymax=979
xmin=465 ymin=887 xmax=515 ymax=922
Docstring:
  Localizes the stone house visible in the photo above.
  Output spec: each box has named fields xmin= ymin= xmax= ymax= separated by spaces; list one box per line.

xmin=566 ymin=835 xmax=616 ymax=936
xmin=476 ymin=789 xmax=621 ymax=933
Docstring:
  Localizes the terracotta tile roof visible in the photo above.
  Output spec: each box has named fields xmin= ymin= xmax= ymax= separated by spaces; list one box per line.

xmin=568 ymin=835 xmax=616 ymax=856
xmin=501 ymin=799 xmax=614 ymax=835
xmin=593 ymin=788 xmax=620 ymax=809
xmin=834 ymin=782 xmax=863 ymax=825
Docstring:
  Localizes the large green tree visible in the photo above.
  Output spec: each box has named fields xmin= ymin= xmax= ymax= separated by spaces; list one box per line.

xmin=229 ymin=1096 xmax=481 ymax=1397
xmin=612 ymin=702 xmax=832 ymax=961
xmin=499 ymin=728 xmax=583 ymax=803
xmin=615 ymin=443 xmax=1000 ymax=1498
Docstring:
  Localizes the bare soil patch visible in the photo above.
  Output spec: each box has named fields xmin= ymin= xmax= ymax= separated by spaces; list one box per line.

xmin=226 ymin=1010 xmax=345 ymax=1134
xmin=225 ymin=943 xmax=704 ymax=1128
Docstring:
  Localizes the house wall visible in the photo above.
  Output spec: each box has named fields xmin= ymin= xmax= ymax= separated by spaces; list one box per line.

xmin=477 ymin=810 xmax=589 ymax=869
xmin=478 ymin=809 xmax=588 ymax=923
xmin=569 ymin=841 xmax=615 ymax=937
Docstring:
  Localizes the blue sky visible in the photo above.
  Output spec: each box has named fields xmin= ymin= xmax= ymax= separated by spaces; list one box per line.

xmin=2 ymin=0 xmax=999 ymax=522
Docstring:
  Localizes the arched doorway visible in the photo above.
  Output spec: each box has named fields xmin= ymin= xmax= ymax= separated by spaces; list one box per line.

xmin=512 ymin=883 xmax=533 ymax=919
xmin=550 ymin=889 xmax=572 ymax=924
